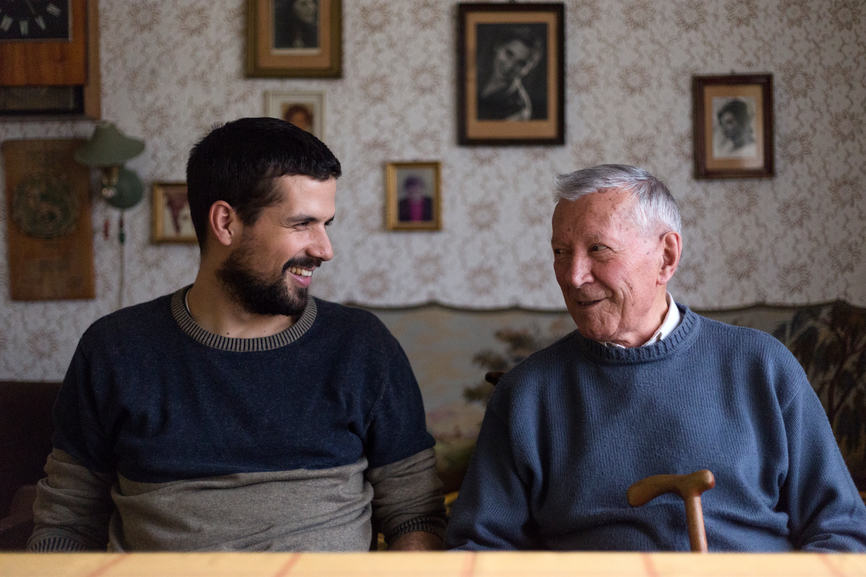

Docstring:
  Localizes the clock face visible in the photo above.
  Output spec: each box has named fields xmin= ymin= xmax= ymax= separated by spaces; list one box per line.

xmin=0 ymin=0 xmax=71 ymax=41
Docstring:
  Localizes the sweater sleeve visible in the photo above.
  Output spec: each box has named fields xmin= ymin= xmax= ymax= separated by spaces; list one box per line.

xmin=362 ymin=338 xmax=436 ymax=468
xmin=445 ymin=401 xmax=537 ymax=550
xmin=366 ymin=447 xmax=445 ymax=545
xmin=780 ymin=377 xmax=866 ymax=551
xmin=27 ymin=449 xmax=114 ymax=552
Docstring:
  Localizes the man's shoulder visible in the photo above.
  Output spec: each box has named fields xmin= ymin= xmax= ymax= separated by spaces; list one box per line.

xmin=84 ymin=291 xmax=176 ymax=338
xmin=311 ymin=298 xmax=396 ymax=341
xmin=692 ymin=310 xmax=792 ymax=356
xmin=496 ymin=331 xmax=581 ymax=388
xmin=312 ymin=297 xmax=385 ymax=323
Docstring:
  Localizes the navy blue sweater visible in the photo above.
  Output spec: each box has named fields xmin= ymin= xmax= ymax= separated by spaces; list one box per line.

xmin=446 ymin=305 xmax=866 ymax=551
xmin=54 ymin=291 xmax=434 ymax=483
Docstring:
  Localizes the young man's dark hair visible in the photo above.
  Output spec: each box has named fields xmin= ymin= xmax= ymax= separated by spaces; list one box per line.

xmin=186 ymin=117 xmax=341 ymax=251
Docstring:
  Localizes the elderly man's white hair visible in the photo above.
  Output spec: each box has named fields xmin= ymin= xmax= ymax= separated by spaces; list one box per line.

xmin=553 ymin=164 xmax=682 ymax=235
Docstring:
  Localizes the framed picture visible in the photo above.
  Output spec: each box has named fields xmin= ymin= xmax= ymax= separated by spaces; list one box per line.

xmin=245 ymin=0 xmax=342 ymax=78
xmin=457 ymin=3 xmax=565 ymax=146
xmin=152 ymin=182 xmax=197 ymax=244
xmin=265 ymin=90 xmax=325 ymax=140
xmin=385 ymin=162 xmax=441 ymax=231
xmin=693 ymin=74 xmax=774 ymax=179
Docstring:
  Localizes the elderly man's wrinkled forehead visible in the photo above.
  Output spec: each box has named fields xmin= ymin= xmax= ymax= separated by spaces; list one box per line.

xmin=554 ymin=187 xmax=660 ymax=237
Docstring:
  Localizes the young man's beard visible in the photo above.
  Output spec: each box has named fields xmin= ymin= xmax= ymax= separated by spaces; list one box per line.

xmin=216 ymin=244 xmax=317 ymax=318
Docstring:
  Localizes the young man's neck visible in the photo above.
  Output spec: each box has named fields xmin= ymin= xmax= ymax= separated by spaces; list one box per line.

xmin=185 ymin=273 xmax=296 ymax=339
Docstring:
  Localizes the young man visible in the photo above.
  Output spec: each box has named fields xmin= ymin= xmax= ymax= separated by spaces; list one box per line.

xmin=28 ymin=118 xmax=444 ymax=552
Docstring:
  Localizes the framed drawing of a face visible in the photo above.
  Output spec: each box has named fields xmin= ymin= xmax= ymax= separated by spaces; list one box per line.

xmin=693 ymin=74 xmax=774 ymax=179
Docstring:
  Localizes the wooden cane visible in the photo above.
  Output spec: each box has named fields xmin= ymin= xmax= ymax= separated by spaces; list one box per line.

xmin=627 ymin=470 xmax=715 ymax=552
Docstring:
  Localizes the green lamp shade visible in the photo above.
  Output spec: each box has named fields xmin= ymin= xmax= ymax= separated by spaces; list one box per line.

xmin=102 ymin=168 xmax=144 ymax=209
xmin=74 ymin=122 xmax=145 ymax=167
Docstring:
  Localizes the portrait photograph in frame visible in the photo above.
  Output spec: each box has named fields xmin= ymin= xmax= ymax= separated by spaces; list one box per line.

xmin=693 ymin=74 xmax=774 ymax=179
xmin=457 ymin=3 xmax=565 ymax=146
xmin=245 ymin=0 xmax=342 ymax=78
xmin=265 ymin=90 xmax=325 ymax=140
xmin=152 ymin=182 xmax=197 ymax=244
xmin=385 ymin=162 xmax=441 ymax=232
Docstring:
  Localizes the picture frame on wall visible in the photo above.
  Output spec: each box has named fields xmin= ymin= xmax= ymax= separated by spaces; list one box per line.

xmin=265 ymin=90 xmax=325 ymax=140
xmin=152 ymin=182 xmax=197 ymax=244
xmin=457 ymin=3 xmax=565 ymax=146
xmin=693 ymin=74 xmax=774 ymax=179
xmin=245 ymin=0 xmax=342 ymax=78
xmin=385 ymin=162 xmax=441 ymax=232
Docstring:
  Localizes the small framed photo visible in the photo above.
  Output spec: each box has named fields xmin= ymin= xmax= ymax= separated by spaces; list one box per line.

xmin=693 ymin=74 xmax=774 ymax=179
xmin=385 ymin=162 xmax=441 ymax=231
xmin=152 ymin=182 xmax=197 ymax=244
xmin=265 ymin=90 xmax=325 ymax=140
xmin=457 ymin=3 xmax=565 ymax=146
xmin=245 ymin=0 xmax=342 ymax=78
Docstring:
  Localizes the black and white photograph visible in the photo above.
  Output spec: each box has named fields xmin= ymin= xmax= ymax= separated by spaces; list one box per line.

xmin=457 ymin=3 xmax=565 ymax=145
xmin=476 ymin=24 xmax=547 ymax=121
xmin=693 ymin=74 xmax=774 ymax=179
xmin=712 ymin=97 xmax=758 ymax=159
xmin=273 ymin=0 xmax=319 ymax=50
xmin=245 ymin=0 xmax=342 ymax=77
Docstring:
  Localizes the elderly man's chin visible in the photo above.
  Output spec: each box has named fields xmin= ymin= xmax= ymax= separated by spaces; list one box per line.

xmin=566 ymin=303 xmax=617 ymax=343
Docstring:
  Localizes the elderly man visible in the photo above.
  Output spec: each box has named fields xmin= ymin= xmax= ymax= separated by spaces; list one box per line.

xmin=446 ymin=164 xmax=866 ymax=551
xmin=28 ymin=118 xmax=444 ymax=552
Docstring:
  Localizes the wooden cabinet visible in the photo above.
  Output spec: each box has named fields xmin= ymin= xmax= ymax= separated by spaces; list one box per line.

xmin=0 ymin=0 xmax=100 ymax=119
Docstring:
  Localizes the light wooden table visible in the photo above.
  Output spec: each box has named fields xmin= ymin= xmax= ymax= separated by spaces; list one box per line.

xmin=2 ymin=552 xmax=865 ymax=577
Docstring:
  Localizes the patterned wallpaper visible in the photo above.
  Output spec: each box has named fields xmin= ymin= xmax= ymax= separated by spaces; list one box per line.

xmin=1 ymin=0 xmax=864 ymax=380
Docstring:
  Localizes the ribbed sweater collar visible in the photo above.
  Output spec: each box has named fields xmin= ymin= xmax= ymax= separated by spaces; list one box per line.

xmin=575 ymin=304 xmax=701 ymax=365
xmin=170 ymin=286 xmax=318 ymax=352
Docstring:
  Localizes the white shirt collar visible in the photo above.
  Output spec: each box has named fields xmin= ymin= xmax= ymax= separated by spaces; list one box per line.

xmin=604 ymin=292 xmax=681 ymax=348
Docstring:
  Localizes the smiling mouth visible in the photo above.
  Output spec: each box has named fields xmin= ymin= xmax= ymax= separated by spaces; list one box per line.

xmin=576 ymin=297 xmax=604 ymax=306
xmin=287 ymin=267 xmax=312 ymax=278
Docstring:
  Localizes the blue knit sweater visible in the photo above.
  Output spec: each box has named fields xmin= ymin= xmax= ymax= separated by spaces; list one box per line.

xmin=446 ymin=305 xmax=866 ymax=551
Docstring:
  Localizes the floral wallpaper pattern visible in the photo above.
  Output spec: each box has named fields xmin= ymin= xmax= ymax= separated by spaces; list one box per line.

xmin=0 ymin=0 xmax=864 ymax=380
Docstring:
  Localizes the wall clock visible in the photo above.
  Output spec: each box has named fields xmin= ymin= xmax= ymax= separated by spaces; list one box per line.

xmin=0 ymin=0 xmax=100 ymax=118
xmin=0 ymin=1 xmax=72 ymax=41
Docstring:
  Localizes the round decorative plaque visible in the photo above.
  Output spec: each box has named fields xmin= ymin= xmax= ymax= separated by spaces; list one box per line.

xmin=11 ymin=173 xmax=80 ymax=239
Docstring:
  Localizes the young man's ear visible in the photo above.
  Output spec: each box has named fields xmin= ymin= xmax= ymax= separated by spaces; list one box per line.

xmin=658 ymin=231 xmax=682 ymax=284
xmin=208 ymin=201 xmax=241 ymax=247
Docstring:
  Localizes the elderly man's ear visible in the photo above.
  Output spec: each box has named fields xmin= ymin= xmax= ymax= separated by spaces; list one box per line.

xmin=658 ymin=231 xmax=682 ymax=285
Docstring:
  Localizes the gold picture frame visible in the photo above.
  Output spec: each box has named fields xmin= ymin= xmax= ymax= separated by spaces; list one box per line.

xmin=385 ymin=162 xmax=442 ymax=231
xmin=245 ymin=0 xmax=342 ymax=78
xmin=693 ymin=74 xmax=774 ymax=179
xmin=457 ymin=3 xmax=565 ymax=146
xmin=264 ymin=90 xmax=325 ymax=140
xmin=152 ymin=182 xmax=197 ymax=244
